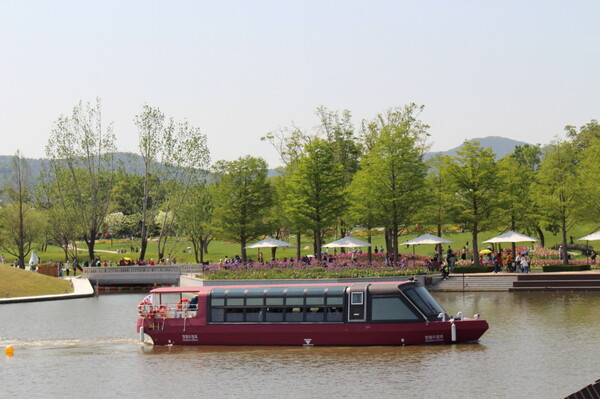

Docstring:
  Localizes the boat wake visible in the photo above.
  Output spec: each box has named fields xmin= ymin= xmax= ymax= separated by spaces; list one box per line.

xmin=0 ymin=336 xmax=140 ymax=350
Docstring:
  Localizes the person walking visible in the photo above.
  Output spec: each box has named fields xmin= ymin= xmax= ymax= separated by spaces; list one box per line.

xmin=521 ymin=255 xmax=530 ymax=274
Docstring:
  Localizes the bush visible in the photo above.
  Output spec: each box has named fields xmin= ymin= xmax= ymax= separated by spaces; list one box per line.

xmin=542 ymin=264 xmax=591 ymax=272
xmin=452 ymin=266 xmax=495 ymax=274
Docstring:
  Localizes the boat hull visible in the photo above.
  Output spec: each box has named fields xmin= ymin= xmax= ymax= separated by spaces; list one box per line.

xmin=137 ymin=318 xmax=488 ymax=346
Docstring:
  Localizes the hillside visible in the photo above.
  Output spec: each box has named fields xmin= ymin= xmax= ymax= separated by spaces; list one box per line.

xmin=425 ymin=136 xmax=530 ymax=161
xmin=0 ymin=137 xmax=533 ymax=190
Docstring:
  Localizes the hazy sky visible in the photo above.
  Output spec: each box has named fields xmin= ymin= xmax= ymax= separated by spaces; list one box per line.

xmin=2 ymin=1 xmax=599 ymax=168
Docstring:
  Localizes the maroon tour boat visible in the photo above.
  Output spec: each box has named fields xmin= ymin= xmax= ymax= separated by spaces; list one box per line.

xmin=136 ymin=281 xmax=488 ymax=346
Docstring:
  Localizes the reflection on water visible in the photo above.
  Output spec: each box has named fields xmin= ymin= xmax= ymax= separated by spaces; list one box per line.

xmin=2 ymin=291 xmax=600 ymax=398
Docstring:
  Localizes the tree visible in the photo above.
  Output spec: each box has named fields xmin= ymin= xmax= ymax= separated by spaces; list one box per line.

xmin=176 ymin=183 xmax=214 ymax=263
xmin=262 ymin=125 xmax=312 ymax=260
xmin=498 ymin=144 xmax=544 ymax=250
xmin=212 ymin=156 xmax=273 ymax=262
xmin=533 ymin=140 xmax=581 ymax=264
xmin=444 ymin=141 xmax=502 ymax=266
xmin=316 ymin=106 xmax=362 ymax=242
xmin=578 ymin=137 xmax=600 ymax=224
xmin=285 ymin=138 xmax=346 ymax=260
xmin=351 ymin=105 xmax=429 ymax=263
xmin=0 ymin=152 xmax=43 ymax=268
xmin=45 ymin=99 xmax=116 ymax=263
xmin=135 ymin=105 xmax=210 ymax=260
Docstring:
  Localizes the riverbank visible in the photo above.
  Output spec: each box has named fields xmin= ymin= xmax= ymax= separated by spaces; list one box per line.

xmin=0 ymin=276 xmax=94 ymax=304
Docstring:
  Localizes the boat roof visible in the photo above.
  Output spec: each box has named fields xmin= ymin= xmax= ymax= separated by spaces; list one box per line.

xmin=150 ymin=281 xmax=412 ymax=294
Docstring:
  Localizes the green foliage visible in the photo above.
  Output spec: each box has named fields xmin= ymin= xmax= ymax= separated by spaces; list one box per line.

xmin=532 ymin=140 xmax=582 ymax=263
xmin=444 ymin=141 xmax=502 ymax=265
xmin=212 ymin=156 xmax=273 ymax=261
xmin=351 ymin=104 xmax=429 ymax=261
xmin=45 ymin=99 xmax=116 ymax=262
xmin=175 ymin=183 xmax=214 ymax=263
xmin=285 ymin=138 xmax=346 ymax=257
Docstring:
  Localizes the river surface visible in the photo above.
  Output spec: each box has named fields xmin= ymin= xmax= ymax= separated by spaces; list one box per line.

xmin=1 ymin=291 xmax=599 ymax=398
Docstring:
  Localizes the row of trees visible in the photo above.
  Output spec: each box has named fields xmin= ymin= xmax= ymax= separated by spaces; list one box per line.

xmin=1 ymin=98 xmax=599 ymax=268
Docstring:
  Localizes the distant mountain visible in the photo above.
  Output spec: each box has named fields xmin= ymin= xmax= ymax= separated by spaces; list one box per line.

xmin=0 ymin=137 xmax=531 ymax=194
xmin=425 ymin=136 xmax=530 ymax=161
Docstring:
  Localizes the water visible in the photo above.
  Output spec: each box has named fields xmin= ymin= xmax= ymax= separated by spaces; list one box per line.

xmin=1 ymin=291 xmax=599 ymax=398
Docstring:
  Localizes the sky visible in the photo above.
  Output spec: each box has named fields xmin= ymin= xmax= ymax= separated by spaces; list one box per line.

xmin=1 ymin=1 xmax=599 ymax=168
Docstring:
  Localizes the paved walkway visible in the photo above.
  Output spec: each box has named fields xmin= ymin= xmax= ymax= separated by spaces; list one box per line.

xmin=0 ymin=276 xmax=95 ymax=304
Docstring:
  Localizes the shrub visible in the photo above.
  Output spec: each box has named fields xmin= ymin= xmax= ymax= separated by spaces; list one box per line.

xmin=542 ymin=264 xmax=591 ymax=272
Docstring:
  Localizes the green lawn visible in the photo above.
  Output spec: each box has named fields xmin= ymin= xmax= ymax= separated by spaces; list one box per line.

xmin=0 ymin=265 xmax=73 ymax=298
xmin=18 ymin=222 xmax=600 ymax=266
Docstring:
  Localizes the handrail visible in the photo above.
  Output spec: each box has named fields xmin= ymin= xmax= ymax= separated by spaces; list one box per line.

xmin=83 ymin=264 xmax=205 ymax=274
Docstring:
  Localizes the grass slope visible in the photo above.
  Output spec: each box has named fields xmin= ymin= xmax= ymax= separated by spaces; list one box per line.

xmin=0 ymin=265 xmax=73 ymax=298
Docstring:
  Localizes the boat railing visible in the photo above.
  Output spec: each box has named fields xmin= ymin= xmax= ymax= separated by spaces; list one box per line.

xmin=140 ymin=302 xmax=198 ymax=319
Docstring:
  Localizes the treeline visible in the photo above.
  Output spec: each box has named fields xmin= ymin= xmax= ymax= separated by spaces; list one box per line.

xmin=1 ymin=99 xmax=598 ymax=268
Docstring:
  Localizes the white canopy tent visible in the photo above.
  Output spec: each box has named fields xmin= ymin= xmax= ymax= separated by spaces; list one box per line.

xmin=244 ymin=238 xmax=293 ymax=261
xmin=483 ymin=231 xmax=538 ymax=244
xmin=244 ymin=238 xmax=293 ymax=249
xmin=578 ymin=231 xmax=600 ymax=241
xmin=399 ymin=233 xmax=452 ymax=246
xmin=398 ymin=233 xmax=452 ymax=255
xmin=578 ymin=231 xmax=600 ymax=263
xmin=323 ymin=236 xmax=372 ymax=248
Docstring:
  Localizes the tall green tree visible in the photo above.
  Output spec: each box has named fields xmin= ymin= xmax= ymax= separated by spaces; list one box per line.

xmin=285 ymin=139 xmax=346 ymax=260
xmin=45 ymin=99 xmax=116 ymax=263
xmin=212 ymin=156 xmax=273 ymax=262
xmin=351 ymin=104 xmax=429 ymax=263
xmin=444 ymin=141 xmax=502 ymax=266
xmin=135 ymin=105 xmax=210 ymax=260
xmin=533 ymin=140 xmax=581 ymax=263
xmin=0 ymin=152 xmax=45 ymax=268
xmin=499 ymin=144 xmax=544 ymax=249
xmin=316 ymin=106 xmax=362 ymax=242
xmin=578 ymin=137 xmax=600 ymax=224
xmin=262 ymin=125 xmax=311 ymax=260
xmin=176 ymin=183 xmax=214 ymax=263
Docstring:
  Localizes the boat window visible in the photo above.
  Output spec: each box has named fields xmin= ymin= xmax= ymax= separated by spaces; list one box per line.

xmin=245 ymin=308 xmax=262 ymax=322
xmin=326 ymin=307 xmax=343 ymax=322
xmin=404 ymin=287 xmax=445 ymax=316
xmin=284 ymin=307 xmax=303 ymax=322
xmin=327 ymin=296 xmax=344 ymax=306
xmin=371 ymin=297 xmax=420 ymax=321
xmin=265 ymin=307 xmax=284 ymax=322
xmin=246 ymin=297 xmax=263 ymax=306
xmin=211 ymin=298 xmax=225 ymax=306
xmin=306 ymin=297 xmax=324 ymax=305
xmin=227 ymin=297 xmax=244 ymax=306
xmin=286 ymin=297 xmax=304 ymax=306
xmin=305 ymin=307 xmax=325 ymax=322
xmin=211 ymin=308 xmax=224 ymax=322
xmin=225 ymin=308 xmax=244 ymax=322
xmin=351 ymin=292 xmax=363 ymax=305
xmin=266 ymin=297 xmax=284 ymax=305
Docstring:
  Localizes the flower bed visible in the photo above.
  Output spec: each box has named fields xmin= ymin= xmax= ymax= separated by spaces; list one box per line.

xmin=202 ymin=252 xmax=434 ymax=280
